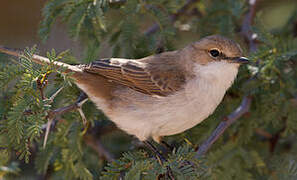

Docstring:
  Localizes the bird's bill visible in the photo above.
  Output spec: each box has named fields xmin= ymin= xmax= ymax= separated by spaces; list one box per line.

xmin=226 ymin=57 xmax=250 ymax=64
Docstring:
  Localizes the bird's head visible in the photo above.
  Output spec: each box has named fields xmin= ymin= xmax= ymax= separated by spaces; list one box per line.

xmin=182 ymin=35 xmax=249 ymax=67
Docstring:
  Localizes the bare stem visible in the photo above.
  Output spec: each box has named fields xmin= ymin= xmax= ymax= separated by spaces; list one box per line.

xmin=48 ymin=87 xmax=64 ymax=103
xmin=43 ymin=118 xmax=54 ymax=148
xmin=43 ymin=92 xmax=115 ymax=161
xmin=195 ymin=96 xmax=252 ymax=157
xmin=241 ymin=0 xmax=258 ymax=52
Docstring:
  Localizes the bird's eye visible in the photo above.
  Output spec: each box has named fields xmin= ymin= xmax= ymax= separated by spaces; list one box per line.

xmin=209 ymin=49 xmax=220 ymax=58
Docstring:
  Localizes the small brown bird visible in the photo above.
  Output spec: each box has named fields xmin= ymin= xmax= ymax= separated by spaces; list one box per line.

xmin=0 ymin=35 xmax=249 ymax=144
xmin=72 ymin=35 xmax=249 ymax=143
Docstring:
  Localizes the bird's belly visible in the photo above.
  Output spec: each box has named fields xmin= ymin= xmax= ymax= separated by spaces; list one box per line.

xmin=76 ymin=62 xmax=238 ymax=142
xmin=107 ymin=86 xmax=225 ymax=141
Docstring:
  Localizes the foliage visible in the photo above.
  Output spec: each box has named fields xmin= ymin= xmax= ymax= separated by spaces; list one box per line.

xmin=0 ymin=0 xmax=297 ymax=179
xmin=102 ymin=145 xmax=208 ymax=180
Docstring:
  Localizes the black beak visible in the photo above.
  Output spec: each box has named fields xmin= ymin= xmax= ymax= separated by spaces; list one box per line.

xmin=226 ymin=57 xmax=250 ymax=64
xmin=233 ymin=57 xmax=250 ymax=64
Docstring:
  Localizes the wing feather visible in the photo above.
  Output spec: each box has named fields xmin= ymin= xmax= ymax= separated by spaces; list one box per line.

xmin=81 ymin=57 xmax=185 ymax=96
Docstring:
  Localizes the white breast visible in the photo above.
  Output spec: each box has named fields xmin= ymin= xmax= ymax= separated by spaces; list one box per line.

xmin=78 ymin=61 xmax=239 ymax=142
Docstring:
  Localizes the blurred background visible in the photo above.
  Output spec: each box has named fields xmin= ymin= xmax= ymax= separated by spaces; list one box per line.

xmin=0 ymin=0 xmax=296 ymax=59
xmin=0 ymin=1 xmax=83 ymax=57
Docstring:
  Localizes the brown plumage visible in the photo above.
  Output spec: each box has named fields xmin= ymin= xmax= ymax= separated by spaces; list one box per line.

xmin=71 ymin=35 xmax=244 ymax=101
xmin=79 ymin=52 xmax=186 ymax=96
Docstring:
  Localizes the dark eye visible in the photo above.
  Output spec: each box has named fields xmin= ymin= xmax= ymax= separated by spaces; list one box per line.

xmin=209 ymin=49 xmax=220 ymax=57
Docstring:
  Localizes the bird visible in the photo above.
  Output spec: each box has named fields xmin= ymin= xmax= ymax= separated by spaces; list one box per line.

xmin=0 ymin=35 xmax=249 ymax=144
xmin=71 ymin=35 xmax=249 ymax=143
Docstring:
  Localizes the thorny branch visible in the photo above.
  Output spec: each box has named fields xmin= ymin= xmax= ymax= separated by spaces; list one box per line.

xmin=35 ymin=70 xmax=52 ymax=148
xmin=47 ymin=93 xmax=116 ymax=161
xmin=195 ymin=0 xmax=259 ymax=158
xmin=0 ymin=47 xmax=115 ymax=161
xmin=0 ymin=46 xmax=82 ymax=72
xmin=46 ymin=92 xmax=115 ymax=161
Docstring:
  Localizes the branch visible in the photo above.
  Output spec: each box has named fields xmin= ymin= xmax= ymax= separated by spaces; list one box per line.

xmin=195 ymin=0 xmax=259 ymax=158
xmin=144 ymin=0 xmax=201 ymax=36
xmin=0 ymin=46 xmax=117 ymax=161
xmin=46 ymin=92 xmax=88 ymax=120
xmin=195 ymin=96 xmax=252 ymax=157
xmin=241 ymin=0 xmax=258 ymax=52
xmin=0 ymin=46 xmax=82 ymax=72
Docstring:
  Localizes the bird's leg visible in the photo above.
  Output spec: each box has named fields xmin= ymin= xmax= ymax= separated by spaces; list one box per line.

xmin=143 ymin=141 xmax=175 ymax=180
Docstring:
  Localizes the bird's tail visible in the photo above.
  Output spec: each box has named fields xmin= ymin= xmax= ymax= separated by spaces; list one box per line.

xmin=0 ymin=46 xmax=83 ymax=73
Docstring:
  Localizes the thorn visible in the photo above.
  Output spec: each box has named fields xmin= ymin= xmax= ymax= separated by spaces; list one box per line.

xmin=43 ymin=118 xmax=53 ymax=148
xmin=76 ymin=98 xmax=88 ymax=127
xmin=78 ymin=107 xmax=87 ymax=126
xmin=77 ymin=98 xmax=88 ymax=108
xmin=49 ymin=87 xmax=64 ymax=103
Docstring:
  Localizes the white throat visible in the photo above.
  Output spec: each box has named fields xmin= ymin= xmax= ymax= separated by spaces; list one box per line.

xmin=188 ymin=61 xmax=239 ymax=97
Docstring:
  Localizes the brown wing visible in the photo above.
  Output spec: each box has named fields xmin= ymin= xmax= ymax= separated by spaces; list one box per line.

xmin=81 ymin=57 xmax=186 ymax=96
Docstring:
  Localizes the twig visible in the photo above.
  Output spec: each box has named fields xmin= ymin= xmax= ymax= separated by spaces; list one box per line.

xmin=48 ymin=87 xmax=64 ymax=103
xmin=48 ymin=103 xmax=79 ymax=118
xmin=255 ymin=128 xmax=273 ymax=139
xmin=77 ymin=98 xmax=88 ymax=126
xmin=144 ymin=0 xmax=201 ymax=36
xmin=241 ymin=0 xmax=258 ymax=52
xmin=43 ymin=118 xmax=54 ymax=148
xmin=0 ymin=46 xmax=82 ymax=73
xmin=42 ymin=92 xmax=116 ymax=162
xmin=36 ymin=69 xmax=52 ymax=148
xmin=195 ymin=96 xmax=252 ymax=157
xmin=43 ymin=87 xmax=64 ymax=148
xmin=47 ymin=92 xmax=88 ymax=119
xmin=195 ymin=0 xmax=259 ymax=157
xmin=269 ymin=117 xmax=287 ymax=153
xmin=37 ymin=78 xmax=46 ymax=100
